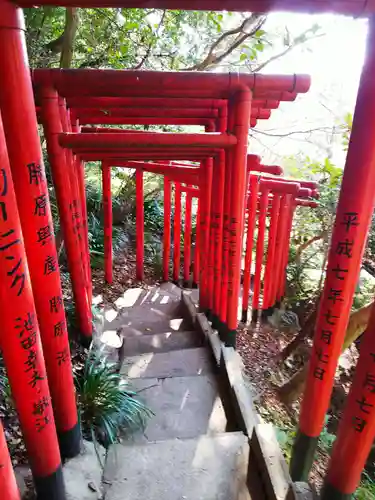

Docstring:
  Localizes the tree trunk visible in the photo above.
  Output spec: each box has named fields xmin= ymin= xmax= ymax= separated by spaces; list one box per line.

xmin=60 ymin=8 xmax=79 ymax=69
xmin=295 ymin=232 xmax=325 ymax=265
xmin=278 ymin=304 xmax=318 ymax=362
xmin=277 ymin=300 xmax=374 ymax=405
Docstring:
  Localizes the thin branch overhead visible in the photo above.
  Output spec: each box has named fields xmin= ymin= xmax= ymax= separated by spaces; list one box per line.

xmin=185 ymin=13 xmax=267 ymax=71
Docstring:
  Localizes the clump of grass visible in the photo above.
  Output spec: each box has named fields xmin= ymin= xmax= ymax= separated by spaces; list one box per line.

xmin=75 ymin=351 xmax=153 ymax=448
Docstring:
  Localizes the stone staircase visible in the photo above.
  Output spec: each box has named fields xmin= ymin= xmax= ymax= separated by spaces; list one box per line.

xmin=101 ymin=283 xmax=251 ymax=500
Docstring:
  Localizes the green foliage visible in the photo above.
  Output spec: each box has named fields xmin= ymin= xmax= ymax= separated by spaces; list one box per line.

xmin=275 ymin=416 xmax=335 ymax=465
xmin=24 ymin=8 xmax=252 ymax=70
xmin=355 ymin=473 xmax=375 ymax=500
xmin=143 ymin=198 xmax=164 ymax=233
xmin=75 ymin=351 xmax=153 ymax=447
xmin=340 ymin=112 xmax=353 ymax=152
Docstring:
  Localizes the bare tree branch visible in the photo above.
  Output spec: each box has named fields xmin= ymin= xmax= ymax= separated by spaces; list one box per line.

xmin=185 ymin=13 xmax=266 ymax=71
xmin=251 ymin=28 xmax=325 ymax=73
xmin=250 ymin=126 xmax=342 ymax=138
xmin=132 ymin=10 xmax=166 ymax=70
xmin=60 ymin=7 xmax=79 ymax=68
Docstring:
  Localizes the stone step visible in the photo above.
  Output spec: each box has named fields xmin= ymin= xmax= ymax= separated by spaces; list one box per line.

xmin=103 ymin=433 xmax=249 ymax=500
xmin=120 ymin=347 xmax=214 ymax=379
xmin=121 ymin=330 xmax=202 ymax=356
xmin=128 ymin=375 xmax=227 ymax=441
xmin=118 ymin=316 xmax=192 ymax=337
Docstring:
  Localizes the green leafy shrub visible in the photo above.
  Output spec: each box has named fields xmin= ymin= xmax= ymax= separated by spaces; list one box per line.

xmin=355 ymin=473 xmax=375 ymax=499
xmin=75 ymin=351 xmax=153 ymax=448
xmin=275 ymin=416 xmax=335 ymax=465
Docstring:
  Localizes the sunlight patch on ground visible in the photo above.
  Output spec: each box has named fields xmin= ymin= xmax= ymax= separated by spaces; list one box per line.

xmin=104 ymin=308 xmax=118 ymax=323
xmin=114 ymin=287 xmax=144 ymax=309
xmin=100 ymin=330 xmax=123 ymax=348
xmin=169 ymin=318 xmax=184 ymax=330
xmin=92 ymin=294 xmax=103 ymax=305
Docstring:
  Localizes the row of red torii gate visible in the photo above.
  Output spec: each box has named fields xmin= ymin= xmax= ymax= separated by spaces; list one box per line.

xmin=2 ymin=1 xmax=375 ymax=500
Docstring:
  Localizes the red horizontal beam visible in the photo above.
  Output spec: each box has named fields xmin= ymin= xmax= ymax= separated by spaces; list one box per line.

xmin=73 ymin=106 xmax=270 ymax=119
xmin=75 ymin=116 xmax=213 ymax=127
xmin=296 ymin=199 xmax=319 ymax=208
xmin=16 ymin=0 xmax=375 ymax=16
xmin=260 ymin=178 xmax=300 ymax=194
xmin=80 ymin=152 xmax=214 ymax=161
xmin=58 ymin=132 xmax=237 ymax=150
xmin=74 ymin=107 xmax=219 ymax=118
xmin=64 ymin=96 xmax=280 ymax=109
xmin=33 ymin=70 xmax=311 ymax=98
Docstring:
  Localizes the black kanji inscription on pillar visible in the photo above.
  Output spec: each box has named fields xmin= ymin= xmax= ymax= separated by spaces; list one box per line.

xmin=36 ymin=415 xmax=50 ymax=432
xmin=27 ymin=163 xmax=44 ymax=186
xmin=29 ymin=369 xmax=45 ymax=389
xmin=44 ymin=255 xmax=57 ymax=275
xmin=341 ymin=212 xmax=359 ymax=233
xmin=36 ymin=225 xmax=53 ymax=246
xmin=20 ymin=333 xmax=37 ymax=350
xmin=49 ymin=295 xmax=63 ymax=313
xmin=34 ymin=194 xmax=48 ymax=216
xmin=315 ymin=347 xmax=329 ymax=364
xmin=15 ymin=312 xmax=36 ymax=337
xmin=24 ymin=349 xmax=37 ymax=373
xmin=363 ymin=373 xmax=375 ymax=393
xmin=313 ymin=366 xmax=326 ymax=381
xmin=6 ymin=255 xmax=25 ymax=296
xmin=0 ymin=202 xmax=7 ymax=222
xmin=321 ymin=329 xmax=333 ymax=345
xmin=0 ymin=168 xmax=8 ymax=196
xmin=54 ymin=321 xmax=66 ymax=337
xmin=324 ymin=309 xmax=339 ymax=326
xmin=32 ymin=396 xmax=50 ymax=416
xmin=352 ymin=416 xmax=367 ymax=433
xmin=331 ymin=263 xmax=348 ymax=281
xmin=56 ymin=348 xmax=69 ymax=366
xmin=356 ymin=395 xmax=374 ymax=415
xmin=335 ymin=239 xmax=354 ymax=258
xmin=0 ymin=230 xmax=20 ymax=251
xmin=327 ymin=288 xmax=343 ymax=304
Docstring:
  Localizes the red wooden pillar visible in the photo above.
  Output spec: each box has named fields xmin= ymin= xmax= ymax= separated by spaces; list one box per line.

xmin=219 ymin=118 xmax=233 ymax=329
xmin=135 ymin=169 xmax=144 ymax=281
xmin=76 ymin=159 xmax=92 ymax=305
xmin=163 ymin=177 xmax=172 ymax=282
xmin=173 ymin=182 xmax=182 ymax=283
xmin=207 ymin=167 xmax=218 ymax=315
xmin=291 ymin=16 xmax=375 ymax=481
xmin=269 ymin=194 xmax=289 ymax=310
xmin=212 ymin=151 xmax=226 ymax=328
xmin=39 ymin=88 xmax=92 ymax=339
xmin=59 ymin=100 xmax=90 ymax=303
xmin=183 ymin=190 xmax=193 ymax=286
xmin=199 ymin=160 xmax=213 ymax=311
xmin=276 ymin=200 xmax=296 ymax=304
xmin=0 ymin=420 xmax=20 ymax=500
xmin=102 ymin=161 xmax=113 ymax=284
xmin=261 ymin=193 xmax=281 ymax=319
xmin=0 ymin=2 xmax=81 ymax=470
xmin=241 ymin=175 xmax=260 ymax=323
xmin=192 ymin=199 xmax=200 ymax=288
xmin=70 ymin=118 xmax=92 ymax=306
xmin=251 ymin=186 xmax=270 ymax=323
xmin=0 ymin=112 xmax=65 ymax=499
xmin=321 ymin=302 xmax=375 ymax=499
xmin=226 ymin=89 xmax=252 ymax=346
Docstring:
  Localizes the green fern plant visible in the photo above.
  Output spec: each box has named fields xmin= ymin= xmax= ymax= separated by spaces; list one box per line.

xmin=75 ymin=351 xmax=153 ymax=448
